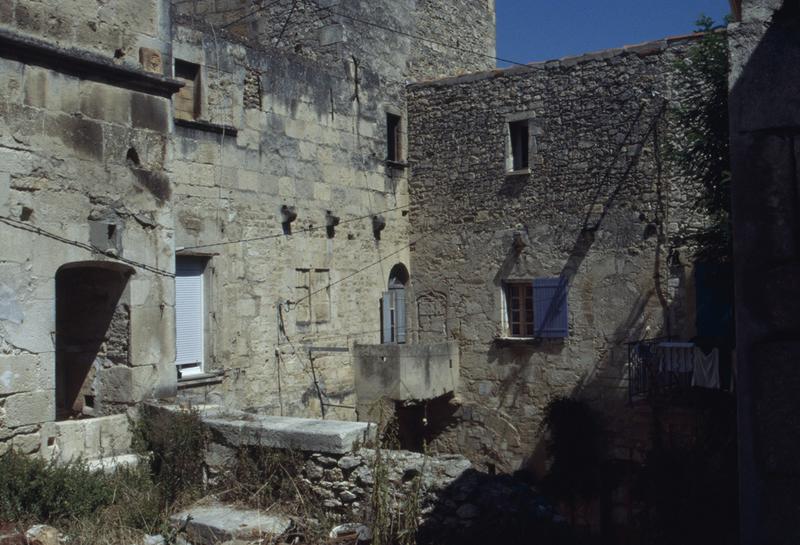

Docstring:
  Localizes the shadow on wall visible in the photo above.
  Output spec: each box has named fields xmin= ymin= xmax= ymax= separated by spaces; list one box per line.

xmin=416 ymin=87 xmax=738 ymax=541
xmin=55 ymin=262 xmax=133 ymax=419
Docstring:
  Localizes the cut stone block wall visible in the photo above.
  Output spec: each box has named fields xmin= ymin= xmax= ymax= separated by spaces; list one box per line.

xmin=0 ymin=39 xmax=176 ymax=451
xmin=168 ymin=27 xmax=413 ymax=420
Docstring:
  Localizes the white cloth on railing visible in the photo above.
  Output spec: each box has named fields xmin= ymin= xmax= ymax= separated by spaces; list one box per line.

xmin=692 ymin=347 xmax=720 ymax=389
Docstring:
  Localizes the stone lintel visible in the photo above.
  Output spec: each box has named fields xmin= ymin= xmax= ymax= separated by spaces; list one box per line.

xmin=0 ymin=28 xmax=184 ymax=98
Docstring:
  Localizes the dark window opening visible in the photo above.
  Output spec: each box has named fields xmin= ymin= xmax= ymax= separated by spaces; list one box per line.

xmin=505 ymin=282 xmax=534 ymax=337
xmin=387 ymin=113 xmax=402 ymax=162
xmin=174 ymin=59 xmax=201 ymax=121
xmin=509 ymin=120 xmax=529 ymax=171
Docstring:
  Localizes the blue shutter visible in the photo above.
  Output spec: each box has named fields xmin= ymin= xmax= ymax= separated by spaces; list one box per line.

xmin=395 ymin=288 xmax=406 ymax=344
xmin=382 ymin=291 xmax=393 ymax=344
xmin=533 ymin=277 xmax=569 ymax=338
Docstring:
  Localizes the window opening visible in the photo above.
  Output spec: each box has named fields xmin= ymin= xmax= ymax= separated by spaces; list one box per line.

xmin=382 ymin=264 xmax=409 ymax=344
xmin=174 ymin=59 xmax=201 ymax=121
xmin=505 ymin=282 xmax=534 ymax=337
xmin=387 ymin=113 xmax=403 ymax=162
xmin=509 ymin=120 xmax=529 ymax=171
xmin=175 ymin=256 xmax=207 ymax=378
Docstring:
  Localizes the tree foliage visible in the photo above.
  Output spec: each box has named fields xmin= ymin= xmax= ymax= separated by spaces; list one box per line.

xmin=669 ymin=16 xmax=731 ymax=263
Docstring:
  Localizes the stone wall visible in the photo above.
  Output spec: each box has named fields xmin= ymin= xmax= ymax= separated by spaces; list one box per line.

xmin=0 ymin=13 xmax=178 ymax=453
xmin=204 ymin=441 xmax=558 ymax=544
xmin=166 ymin=0 xmax=494 ymax=418
xmin=169 ymin=26 xmax=413 ymax=419
xmin=2 ymin=0 xmax=171 ymax=69
xmin=406 ymin=37 xmax=708 ymax=470
xmin=728 ymin=1 xmax=800 ymax=541
xmin=172 ymin=0 xmax=496 ymax=82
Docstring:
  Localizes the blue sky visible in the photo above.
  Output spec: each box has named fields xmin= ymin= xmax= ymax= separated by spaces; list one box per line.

xmin=495 ymin=0 xmax=730 ymax=66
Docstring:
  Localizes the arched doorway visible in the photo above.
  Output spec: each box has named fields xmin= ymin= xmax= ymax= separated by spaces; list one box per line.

xmin=55 ymin=262 xmax=133 ymax=419
xmin=381 ymin=263 xmax=409 ymax=344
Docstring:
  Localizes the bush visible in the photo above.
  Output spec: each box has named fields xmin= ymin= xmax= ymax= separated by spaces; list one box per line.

xmin=0 ymin=449 xmax=113 ymax=522
xmin=134 ymin=407 xmax=208 ymax=506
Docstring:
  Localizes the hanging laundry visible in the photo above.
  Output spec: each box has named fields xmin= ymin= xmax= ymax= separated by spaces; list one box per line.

xmin=692 ymin=346 xmax=720 ymax=389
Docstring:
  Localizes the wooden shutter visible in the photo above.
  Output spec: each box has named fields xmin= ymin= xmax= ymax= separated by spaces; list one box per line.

xmin=175 ymin=258 xmax=205 ymax=368
xmin=533 ymin=277 xmax=568 ymax=338
xmin=382 ymin=291 xmax=393 ymax=344
xmin=395 ymin=288 xmax=406 ymax=344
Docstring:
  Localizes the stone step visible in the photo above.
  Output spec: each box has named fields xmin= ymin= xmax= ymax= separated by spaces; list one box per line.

xmin=170 ymin=502 xmax=291 ymax=545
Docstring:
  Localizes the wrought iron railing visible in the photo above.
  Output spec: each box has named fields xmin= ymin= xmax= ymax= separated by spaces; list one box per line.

xmin=627 ymin=338 xmax=695 ymax=404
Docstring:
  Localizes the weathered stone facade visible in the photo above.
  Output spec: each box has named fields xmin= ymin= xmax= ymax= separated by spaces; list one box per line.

xmin=0 ymin=0 xmax=727 ymax=487
xmin=0 ymin=0 xmax=179 ymax=456
xmin=0 ymin=0 xmax=497 ymax=455
xmin=406 ymin=37 xmax=709 ymax=470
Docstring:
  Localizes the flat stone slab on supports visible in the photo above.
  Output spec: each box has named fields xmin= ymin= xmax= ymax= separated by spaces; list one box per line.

xmin=170 ymin=502 xmax=291 ymax=545
xmin=199 ymin=408 xmax=375 ymax=455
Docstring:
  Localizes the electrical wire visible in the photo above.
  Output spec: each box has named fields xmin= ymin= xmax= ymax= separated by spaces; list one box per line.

xmin=322 ymin=6 xmax=528 ymax=67
xmin=0 ymin=215 xmax=175 ymax=277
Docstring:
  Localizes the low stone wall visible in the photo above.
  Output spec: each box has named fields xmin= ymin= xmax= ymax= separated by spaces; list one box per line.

xmin=301 ymin=449 xmax=471 ymax=517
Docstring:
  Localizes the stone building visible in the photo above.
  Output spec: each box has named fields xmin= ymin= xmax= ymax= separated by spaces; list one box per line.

xmin=0 ymin=0 xmax=730 ymax=486
xmin=405 ymin=37 xmax=715 ymax=470
xmin=0 ymin=0 xmax=496 ymax=459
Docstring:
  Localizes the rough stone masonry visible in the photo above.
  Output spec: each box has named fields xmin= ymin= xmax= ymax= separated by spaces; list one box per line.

xmin=406 ymin=36 xmax=710 ymax=470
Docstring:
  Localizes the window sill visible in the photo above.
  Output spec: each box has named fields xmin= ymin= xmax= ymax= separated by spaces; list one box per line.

xmin=177 ymin=371 xmax=224 ymax=389
xmin=494 ymin=336 xmax=566 ymax=346
xmin=175 ymin=117 xmax=238 ymax=136
xmin=505 ymin=168 xmax=531 ymax=177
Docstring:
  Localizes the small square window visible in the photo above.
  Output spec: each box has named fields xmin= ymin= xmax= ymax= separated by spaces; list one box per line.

xmin=505 ymin=282 xmax=534 ymax=337
xmin=508 ymin=120 xmax=530 ymax=172
xmin=174 ymin=59 xmax=201 ymax=121
xmin=387 ymin=113 xmax=403 ymax=162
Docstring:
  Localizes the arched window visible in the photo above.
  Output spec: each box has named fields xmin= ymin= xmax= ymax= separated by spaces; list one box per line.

xmin=382 ymin=264 xmax=409 ymax=344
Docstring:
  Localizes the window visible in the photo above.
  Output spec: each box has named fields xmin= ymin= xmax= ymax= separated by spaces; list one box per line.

xmin=505 ymin=282 xmax=534 ymax=337
xmin=174 ymin=59 xmax=201 ymax=121
xmin=508 ymin=119 xmax=530 ymax=172
xmin=503 ymin=277 xmax=569 ymax=338
xmin=382 ymin=264 xmax=409 ymax=344
xmin=175 ymin=256 xmax=207 ymax=378
xmin=295 ymin=268 xmax=331 ymax=325
xmin=387 ymin=112 xmax=403 ymax=163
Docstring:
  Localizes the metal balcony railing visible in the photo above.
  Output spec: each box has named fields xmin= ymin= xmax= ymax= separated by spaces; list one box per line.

xmin=628 ymin=338 xmax=696 ymax=404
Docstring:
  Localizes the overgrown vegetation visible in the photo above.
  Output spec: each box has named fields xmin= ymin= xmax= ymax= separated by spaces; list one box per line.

xmin=133 ymin=407 xmax=208 ymax=506
xmin=0 ymin=449 xmax=166 ymax=543
xmin=668 ymin=15 xmax=731 ymax=263
xmin=0 ymin=408 xmax=208 ymax=543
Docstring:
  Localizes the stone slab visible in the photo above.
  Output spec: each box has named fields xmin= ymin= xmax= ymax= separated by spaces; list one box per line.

xmin=85 ymin=453 xmax=142 ymax=473
xmin=170 ymin=503 xmax=291 ymax=545
xmin=202 ymin=410 xmax=375 ymax=454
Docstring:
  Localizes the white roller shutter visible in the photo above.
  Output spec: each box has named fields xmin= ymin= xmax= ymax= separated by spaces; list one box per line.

xmin=175 ymin=257 xmax=205 ymax=372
